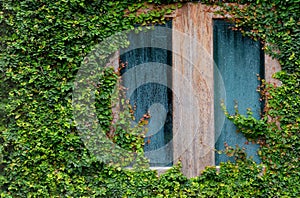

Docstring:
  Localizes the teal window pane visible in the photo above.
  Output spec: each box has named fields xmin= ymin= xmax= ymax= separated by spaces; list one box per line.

xmin=214 ymin=20 xmax=264 ymax=164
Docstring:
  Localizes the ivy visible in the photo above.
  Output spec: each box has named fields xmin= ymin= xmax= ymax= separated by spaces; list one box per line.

xmin=0 ymin=0 xmax=299 ymax=197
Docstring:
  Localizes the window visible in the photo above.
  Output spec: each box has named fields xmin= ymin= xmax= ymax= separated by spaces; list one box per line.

xmin=213 ymin=19 xmax=264 ymax=164
xmin=120 ymin=21 xmax=173 ymax=167
xmin=171 ymin=3 xmax=281 ymax=178
xmin=112 ymin=3 xmax=280 ymax=177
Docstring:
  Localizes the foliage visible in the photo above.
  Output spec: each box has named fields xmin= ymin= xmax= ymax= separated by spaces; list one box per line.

xmin=0 ymin=0 xmax=177 ymax=196
xmin=0 ymin=0 xmax=299 ymax=197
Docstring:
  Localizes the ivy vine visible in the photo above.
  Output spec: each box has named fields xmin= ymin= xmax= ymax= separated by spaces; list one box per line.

xmin=0 ymin=0 xmax=299 ymax=197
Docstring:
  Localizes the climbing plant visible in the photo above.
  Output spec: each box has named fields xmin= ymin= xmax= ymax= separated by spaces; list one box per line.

xmin=0 ymin=0 xmax=299 ymax=197
xmin=0 ymin=0 xmax=179 ymax=196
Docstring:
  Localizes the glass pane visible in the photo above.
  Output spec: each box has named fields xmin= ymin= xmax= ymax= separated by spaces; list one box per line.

xmin=214 ymin=20 xmax=264 ymax=164
xmin=120 ymin=21 xmax=173 ymax=166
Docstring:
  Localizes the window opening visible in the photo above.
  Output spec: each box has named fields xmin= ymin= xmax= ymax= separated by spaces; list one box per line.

xmin=120 ymin=21 xmax=173 ymax=166
xmin=213 ymin=19 xmax=264 ymax=164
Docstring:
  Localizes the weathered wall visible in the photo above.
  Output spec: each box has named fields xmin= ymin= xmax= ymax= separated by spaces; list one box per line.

xmin=265 ymin=55 xmax=282 ymax=86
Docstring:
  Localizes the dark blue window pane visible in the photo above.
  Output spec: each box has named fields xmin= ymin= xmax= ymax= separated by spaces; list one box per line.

xmin=120 ymin=21 xmax=173 ymax=166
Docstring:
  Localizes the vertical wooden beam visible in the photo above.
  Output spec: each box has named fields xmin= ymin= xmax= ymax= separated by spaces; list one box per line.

xmin=172 ymin=3 xmax=215 ymax=178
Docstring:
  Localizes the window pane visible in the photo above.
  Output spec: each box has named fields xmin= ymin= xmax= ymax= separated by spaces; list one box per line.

xmin=120 ymin=21 xmax=173 ymax=166
xmin=214 ymin=20 xmax=264 ymax=164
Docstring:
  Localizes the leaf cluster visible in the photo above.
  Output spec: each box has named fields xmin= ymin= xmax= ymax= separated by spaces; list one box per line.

xmin=0 ymin=0 xmax=299 ymax=197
